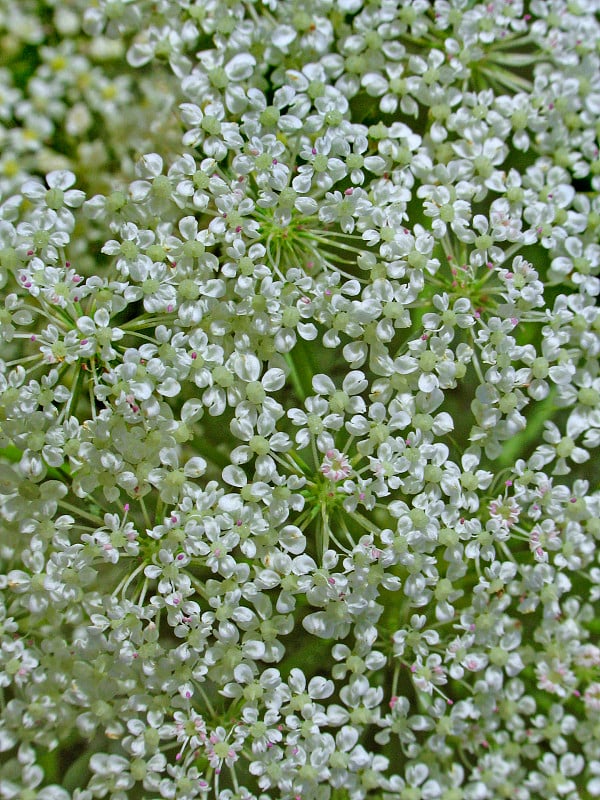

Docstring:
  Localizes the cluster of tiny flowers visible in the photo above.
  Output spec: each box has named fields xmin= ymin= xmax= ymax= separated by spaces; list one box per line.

xmin=1 ymin=1 xmax=600 ymax=799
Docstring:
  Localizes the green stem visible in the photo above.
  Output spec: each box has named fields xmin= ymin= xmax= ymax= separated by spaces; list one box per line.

xmin=349 ymin=509 xmax=381 ymax=535
xmin=469 ymin=342 xmax=486 ymax=385
xmin=139 ymin=497 xmax=152 ymax=529
xmin=122 ymin=314 xmax=177 ymax=330
xmin=198 ymin=683 xmax=218 ymax=718
xmin=320 ymin=504 xmax=330 ymax=562
xmin=61 ymin=365 xmax=85 ymax=422
xmin=391 ymin=662 xmax=400 ymax=700
xmin=59 ymin=500 xmax=105 ymax=526
xmin=4 ymin=353 xmax=42 ymax=367
xmin=114 ymin=559 xmax=146 ymax=599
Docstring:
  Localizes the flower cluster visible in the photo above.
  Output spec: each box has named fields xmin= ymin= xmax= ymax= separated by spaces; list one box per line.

xmin=0 ymin=1 xmax=599 ymax=799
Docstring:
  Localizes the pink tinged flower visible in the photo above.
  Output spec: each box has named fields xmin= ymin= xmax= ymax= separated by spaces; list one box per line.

xmin=575 ymin=645 xmax=600 ymax=668
xmin=583 ymin=683 xmax=600 ymax=712
xmin=535 ymin=660 xmax=576 ymax=698
xmin=321 ymin=448 xmax=352 ymax=482
xmin=489 ymin=495 xmax=521 ymax=528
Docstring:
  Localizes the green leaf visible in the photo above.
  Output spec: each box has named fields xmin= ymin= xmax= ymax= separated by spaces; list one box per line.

xmin=0 ymin=445 xmax=22 ymax=464
xmin=498 ymin=388 xmax=557 ymax=469
xmin=62 ymin=747 xmax=91 ymax=793
xmin=37 ymin=749 xmax=60 ymax=784
xmin=285 ymin=337 xmax=319 ymax=403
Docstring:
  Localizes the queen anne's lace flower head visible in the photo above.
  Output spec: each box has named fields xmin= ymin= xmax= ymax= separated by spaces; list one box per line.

xmin=0 ymin=1 xmax=599 ymax=799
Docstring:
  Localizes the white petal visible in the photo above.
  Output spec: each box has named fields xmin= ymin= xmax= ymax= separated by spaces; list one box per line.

xmin=225 ymin=53 xmax=256 ymax=82
xmin=157 ymin=377 xmax=181 ymax=397
xmin=47 ymin=169 xmax=76 ymax=190
xmin=312 ymin=374 xmax=336 ymax=394
xmin=183 ymin=457 xmax=207 ymax=477
xmin=222 ymin=465 xmax=247 ymax=487
xmin=271 ymin=24 xmax=297 ymax=49
xmin=262 ymin=368 xmax=285 ymax=391
xmin=294 ymin=196 xmax=318 ymax=214
xmin=232 ymin=352 xmax=261 ymax=382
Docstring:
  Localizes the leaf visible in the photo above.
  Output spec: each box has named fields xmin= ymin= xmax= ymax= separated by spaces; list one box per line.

xmin=285 ymin=338 xmax=319 ymax=403
xmin=497 ymin=388 xmax=557 ymax=469
xmin=62 ymin=747 xmax=92 ymax=793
